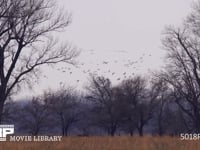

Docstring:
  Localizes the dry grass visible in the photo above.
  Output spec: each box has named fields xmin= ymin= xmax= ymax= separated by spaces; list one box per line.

xmin=0 ymin=136 xmax=200 ymax=150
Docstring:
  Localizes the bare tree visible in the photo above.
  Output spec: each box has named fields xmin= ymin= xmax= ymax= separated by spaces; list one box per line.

xmin=116 ymin=76 xmax=158 ymax=136
xmin=160 ymin=1 xmax=200 ymax=132
xmin=16 ymin=97 xmax=50 ymax=135
xmin=44 ymin=87 xmax=80 ymax=136
xmin=0 ymin=0 xmax=79 ymax=123
xmin=115 ymin=76 xmax=146 ymax=136
xmin=150 ymin=78 xmax=173 ymax=136
xmin=86 ymin=75 xmax=122 ymax=136
xmin=1 ymin=99 xmax=16 ymax=123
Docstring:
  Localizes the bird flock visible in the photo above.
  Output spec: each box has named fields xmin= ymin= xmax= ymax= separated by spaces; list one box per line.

xmin=45 ymin=49 xmax=154 ymax=86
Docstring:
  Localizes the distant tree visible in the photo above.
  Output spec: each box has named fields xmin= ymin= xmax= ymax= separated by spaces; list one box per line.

xmin=1 ymin=99 xmax=16 ymax=123
xmin=0 ymin=0 xmax=78 ymax=123
xmin=74 ymin=102 xmax=92 ymax=136
xmin=115 ymin=76 xmax=146 ymax=136
xmin=86 ymin=75 xmax=122 ymax=136
xmin=116 ymin=76 xmax=158 ymax=136
xmin=160 ymin=0 xmax=200 ymax=132
xmin=16 ymin=97 xmax=50 ymax=135
xmin=134 ymin=79 xmax=158 ymax=137
xmin=44 ymin=87 xmax=80 ymax=136
xmin=150 ymin=78 xmax=173 ymax=136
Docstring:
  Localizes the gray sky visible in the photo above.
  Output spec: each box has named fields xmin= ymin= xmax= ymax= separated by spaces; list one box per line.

xmin=17 ymin=0 xmax=194 ymax=99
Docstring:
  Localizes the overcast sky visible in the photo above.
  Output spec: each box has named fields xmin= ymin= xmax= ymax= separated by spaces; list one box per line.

xmin=17 ymin=0 xmax=195 ymax=99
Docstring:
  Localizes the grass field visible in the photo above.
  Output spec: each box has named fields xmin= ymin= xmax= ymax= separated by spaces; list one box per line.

xmin=0 ymin=136 xmax=200 ymax=150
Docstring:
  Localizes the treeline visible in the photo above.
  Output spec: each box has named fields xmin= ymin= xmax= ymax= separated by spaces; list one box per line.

xmin=1 ymin=75 xmax=191 ymax=136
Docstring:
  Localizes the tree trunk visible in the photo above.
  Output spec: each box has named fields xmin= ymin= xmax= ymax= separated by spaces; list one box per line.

xmin=0 ymin=102 xmax=4 ymax=124
xmin=110 ymin=129 xmax=115 ymax=136
xmin=137 ymin=116 xmax=144 ymax=136
xmin=137 ymin=121 xmax=144 ymax=136
xmin=60 ymin=113 xmax=65 ymax=136
xmin=108 ymin=124 xmax=116 ymax=136
xmin=158 ymin=119 xmax=163 ymax=136
xmin=193 ymin=107 xmax=200 ymax=132
xmin=32 ymin=125 xmax=39 ymax=136
xmin=138 ymin=126 xmax=143 ymax=136
xmin=158 ymin=126 xmax=163 ymax=136
xmin=0 ymin=91 xmax=6 ymax=124
xmin=195 ymin=118 xmax=200 ymax=132
xmin=130 ymin=130 xmax=134 ymax=136
xmin=64 ymin=124 xmax=70 ymax=136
